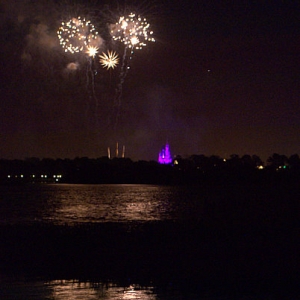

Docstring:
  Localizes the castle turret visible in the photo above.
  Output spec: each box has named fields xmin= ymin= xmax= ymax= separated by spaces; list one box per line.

xmin=158 ymin=143 xmax=172 ymax=164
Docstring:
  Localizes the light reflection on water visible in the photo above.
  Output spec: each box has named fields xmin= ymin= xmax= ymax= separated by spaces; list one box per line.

xmin=0 ymin=184 xmax=198 ymax=225
xmin=50 ymin=184 xmax=175 ymax=224
xmin=49 ymin=281 xmax=157 ymax=300
xmin=0 ymin=280 xmax=158 ymax=299
xmin=0 ymin=184 xmax=290 ymax=299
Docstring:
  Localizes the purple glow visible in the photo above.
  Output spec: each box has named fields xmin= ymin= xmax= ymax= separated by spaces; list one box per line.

xmin=158 ymin=143 xmax=172 ymax=164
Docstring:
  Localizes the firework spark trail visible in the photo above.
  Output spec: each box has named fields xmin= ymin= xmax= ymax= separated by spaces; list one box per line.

xmin=110 ymin=12 xmax=155 ymax=131
xmin=85 ymin=59 xmax=91 ymax=119
xmin=99 ymin=50 xmax=119 ymax=94
xmin=84 ymin=57 xmax=100 ymax=128
xmin=57 ymin=17 xmax=102 ymax=128
xmin=86 ymin=47 xmax=100 ymax=126
xmin=90 ymin=61 xmax=99 ymax=124
xmin=112 ymin=46 xmax=129 ymax=132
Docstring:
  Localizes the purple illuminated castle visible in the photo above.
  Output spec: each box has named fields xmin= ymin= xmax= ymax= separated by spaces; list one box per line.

xmin=158 ymin=143 xmax=172 ymax=164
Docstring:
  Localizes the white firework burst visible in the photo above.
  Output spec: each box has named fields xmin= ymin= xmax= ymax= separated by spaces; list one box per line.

xmin=99 ymin=51 xmax=119 ymax=69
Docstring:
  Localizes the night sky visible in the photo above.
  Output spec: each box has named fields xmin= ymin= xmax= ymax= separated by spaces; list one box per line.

xmin=0 ymin=0 xmax=299 ymax=162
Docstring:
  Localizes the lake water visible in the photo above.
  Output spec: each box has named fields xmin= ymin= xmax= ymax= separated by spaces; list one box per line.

xmin=0 ymin=183 xmax=299 ymax=299
xmin=0 ymin=184 xmax=203 ymax=226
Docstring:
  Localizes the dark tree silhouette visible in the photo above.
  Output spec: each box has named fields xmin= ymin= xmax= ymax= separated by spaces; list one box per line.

xmin=267 ymin=153 xmax=288 ymax=170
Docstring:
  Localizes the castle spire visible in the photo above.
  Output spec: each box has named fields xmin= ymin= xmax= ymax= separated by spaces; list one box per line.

xmin=158 ymin=142 xmax=172 ymax=164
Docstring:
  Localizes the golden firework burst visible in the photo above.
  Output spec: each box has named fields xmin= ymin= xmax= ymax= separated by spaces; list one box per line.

xmin=99 ymin=51 xmax=119 ymax=69
xmin=57 ymin=17 xmax=99 ymax=54
xmin=86 ymin=45 xmax=99 ymax=57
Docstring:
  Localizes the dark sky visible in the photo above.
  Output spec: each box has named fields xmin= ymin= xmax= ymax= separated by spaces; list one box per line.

xmin=0 ymin=0 xmax=299 ymax=162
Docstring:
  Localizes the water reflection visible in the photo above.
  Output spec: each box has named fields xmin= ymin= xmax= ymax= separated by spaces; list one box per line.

xmin=49 ymin=184 xmax=177 ymax=225
xmin=0 ymin=279 xmax=158 ymax=300
xmin=0 ymin=184 xmax=199 ymax=225
xmin=48 ymin=280 xmax=157 ymax=300
xmin=49 ymin=280 xmax=99 ymax=299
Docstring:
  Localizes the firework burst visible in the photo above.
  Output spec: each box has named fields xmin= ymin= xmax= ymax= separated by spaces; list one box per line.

xmin=57 ymin=16 xmax=99 ymax=54
xmin=86 ymin=45 xmax=99 ymax=57
xmin=99 ymin=51 xmax=119 ymax=69
xmin=110 ymin=13 xmax=155 ymax=50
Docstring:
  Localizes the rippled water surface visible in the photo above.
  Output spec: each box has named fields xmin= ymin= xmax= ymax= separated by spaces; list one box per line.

xmin=0 ymin=183 xmax=298 ymax=299
xmin=0 ymin=279 xmax=199 ymax=300
xmin=0 ymin=184 xmax=208 ymax=299
xmin=0 ymin=184 xmax=202 ymax=225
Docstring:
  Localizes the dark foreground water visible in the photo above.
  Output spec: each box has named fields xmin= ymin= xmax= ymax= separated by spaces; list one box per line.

xmin=0 ymin=183 xmax=300 ymax=299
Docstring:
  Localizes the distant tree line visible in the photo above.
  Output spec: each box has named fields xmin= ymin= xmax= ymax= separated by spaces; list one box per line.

xmin=0 ymin=153 xmax=300 ymax=185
